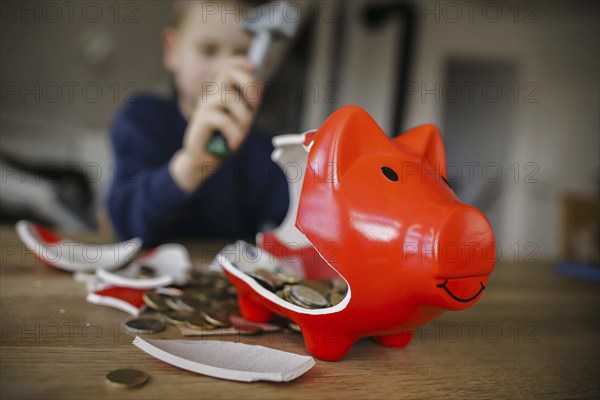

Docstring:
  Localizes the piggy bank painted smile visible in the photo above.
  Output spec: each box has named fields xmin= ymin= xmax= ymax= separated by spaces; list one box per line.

xmin=220 ymin=106 xmax=496 ymax=361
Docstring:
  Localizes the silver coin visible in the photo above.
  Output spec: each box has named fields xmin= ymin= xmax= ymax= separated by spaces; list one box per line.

xmin=255 ymin=269 xmax=285 ymax=289
xmin=165 ymin=296 xmax=196 ymax=313
xmin=290 ymin=285 xmax=328 ymax=308
xmin=124 ymin=317 xmax=166 ymax=334
xmin=105 ymin=368 xmax=148 ymax=388
xmin=279 ymin=286 xmax=311 ymax=308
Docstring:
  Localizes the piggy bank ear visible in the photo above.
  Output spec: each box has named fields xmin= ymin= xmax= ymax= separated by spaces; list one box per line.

xmin=308 ymin=106 xmax=393 ymax=183
xmin=393 ymin=124 xmax=447 ymax=178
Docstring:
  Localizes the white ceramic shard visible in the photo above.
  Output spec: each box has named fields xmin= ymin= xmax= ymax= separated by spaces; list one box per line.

xmin=262 ymin=132 xmax=315 ymax=249
xmin=15 ymin=220 xmax=141 ymax=272
xmin=133 ymin=336 xmax=315 ymax=382
xmin=255 ymin=132 xmax=340 ymax=280
xmin=95 ymin=244 xmax=192 ymax=289
xmin=217 ymin=240 xmax=303 ymax=277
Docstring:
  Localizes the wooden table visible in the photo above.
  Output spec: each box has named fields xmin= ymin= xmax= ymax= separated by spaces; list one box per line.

xmin=1 ymin=227 xmax=598 ymax=399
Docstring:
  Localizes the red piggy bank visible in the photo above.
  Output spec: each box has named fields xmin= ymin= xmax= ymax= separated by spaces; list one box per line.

xmin=220 ymin=106 xmax=496 ymax=361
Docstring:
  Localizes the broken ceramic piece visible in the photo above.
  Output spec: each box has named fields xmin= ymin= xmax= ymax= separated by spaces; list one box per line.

xmin=216 ymin=240 xmax=303 ymax=278
xmin=133 ymin=336 xmax=315 ymax=382
xmin=15 ymin=220 xmax=141 ymax=272
xmin=86 ymin=286 xmax=147 ymax=316
xmin=95 ymin=244 xmax=192 ymax=289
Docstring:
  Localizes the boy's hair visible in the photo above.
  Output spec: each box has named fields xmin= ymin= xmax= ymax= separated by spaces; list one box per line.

xmin=171 ymin=1 xmax=268 ymax=28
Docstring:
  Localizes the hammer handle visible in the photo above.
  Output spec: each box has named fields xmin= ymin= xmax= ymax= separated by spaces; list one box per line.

xmin=206 ymin=32 xmax=272 ymax=157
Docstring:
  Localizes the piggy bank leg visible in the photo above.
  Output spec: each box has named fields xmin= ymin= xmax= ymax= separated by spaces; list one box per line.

xmin=301 ymin=326 xmax=355 ymax=361
xmin=374 ymin=331 xmax=414 ymax=348
xmin=237 ymin=293 xmax=275 ymax=323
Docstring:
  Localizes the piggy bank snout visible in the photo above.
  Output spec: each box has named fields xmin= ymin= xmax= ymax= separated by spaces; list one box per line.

xmin=436 ymin=207 xmax=495 ymax=279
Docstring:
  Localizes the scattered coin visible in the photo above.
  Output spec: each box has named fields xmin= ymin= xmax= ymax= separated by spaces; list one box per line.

xmin=143 ymin=292 xmax=172 ymax=312
xmin=125 ymin=263 xmax=348 ymax=340
xmin=202 ymin=307 xmax=231 ymax=328
xmin=163 ymin=311 xmax=190 ymax=325
xmin=184 ymin=314 xmax=216 ymax=331
xmin=105 ymin=368 xmax=149 ymax=388
xmin=179 ymin=294 xmax=207 ymax=313
xmin=124 ymin=318 xmax=166 ymax=334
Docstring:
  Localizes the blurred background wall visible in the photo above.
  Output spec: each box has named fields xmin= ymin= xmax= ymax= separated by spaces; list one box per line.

xmin=1 ymin=1 xmax=598 ymax=263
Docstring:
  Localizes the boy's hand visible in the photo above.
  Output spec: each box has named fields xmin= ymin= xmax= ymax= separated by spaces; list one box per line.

xmin=170 ymin=57 xmax=262 ymax=192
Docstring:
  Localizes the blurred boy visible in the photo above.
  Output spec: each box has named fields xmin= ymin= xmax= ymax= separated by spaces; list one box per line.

xmin=106 ymin=1 xmax=289 ymax=245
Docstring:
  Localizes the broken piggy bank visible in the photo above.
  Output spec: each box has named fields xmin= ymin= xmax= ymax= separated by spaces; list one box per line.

xmin=219 ymin=106 xmax=496 ymax=361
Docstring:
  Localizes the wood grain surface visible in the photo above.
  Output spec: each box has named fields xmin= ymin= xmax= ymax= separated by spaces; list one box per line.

xmin=1 ymin=227 xmax=598 ymax=399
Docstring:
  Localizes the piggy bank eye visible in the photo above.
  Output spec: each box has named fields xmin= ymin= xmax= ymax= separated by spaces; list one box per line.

xmin=381 ymin=166 xmax=398 ymax=182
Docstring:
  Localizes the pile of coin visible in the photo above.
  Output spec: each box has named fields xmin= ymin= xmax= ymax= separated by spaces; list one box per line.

xmin=244 ymin=268 xmax=348 ymax=309
xmin=122 ymin=268 xmax=347 ymax=336
xmin=125 ymin=270 xmax=243 ymax=334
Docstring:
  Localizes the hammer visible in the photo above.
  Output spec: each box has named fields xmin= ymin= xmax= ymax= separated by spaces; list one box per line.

xmin=206 ymin=1 xmax=300 ymax=157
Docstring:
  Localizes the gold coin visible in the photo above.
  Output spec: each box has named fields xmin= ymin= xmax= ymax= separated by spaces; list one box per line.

xmin=287 ymin=321 xmax=302 ymax=333
xmin=275 ymin=273 xmax=301 ymax=285
xmin=142 ymin=292 xmax=172 ymax=312
xmin=202 ymin=308 xmax=231 ymax=328
xmin=185 ymin=314 xmax=216 ymax=331
xmin=275 ymin=289 xmax=286 ymax=299
xmin=163 ymin=311 xmax=189 ymax=325
xmin=157 ymin=287 xmax=184 ymax=297
xmin=328 ymin=290 xmax=345 ymax=306
xmin=105 ymin=368 xmax=148 ymax=388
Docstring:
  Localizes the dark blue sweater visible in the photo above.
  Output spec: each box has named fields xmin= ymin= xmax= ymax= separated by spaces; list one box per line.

xmin=106 ymin=93 xmax=289 ymax=246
